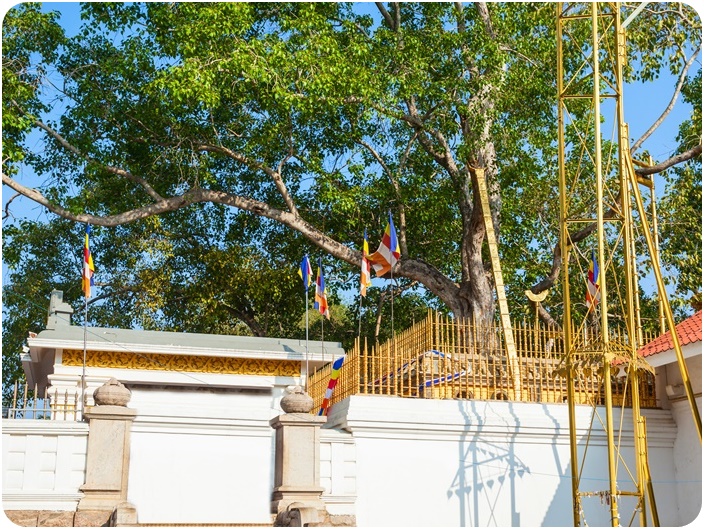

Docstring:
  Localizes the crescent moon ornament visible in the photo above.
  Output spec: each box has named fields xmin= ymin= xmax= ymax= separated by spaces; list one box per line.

xmin=525 ymin=289 xmax=549 ymax=302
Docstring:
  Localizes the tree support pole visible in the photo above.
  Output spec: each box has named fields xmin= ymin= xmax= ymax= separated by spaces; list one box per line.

xmin=471 ymin=167 xmax=521 ymax=400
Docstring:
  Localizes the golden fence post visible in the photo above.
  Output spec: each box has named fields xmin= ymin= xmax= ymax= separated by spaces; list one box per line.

xmin=45 ymin=386 xmax=52 ymax=420
xmin=379 ymin=340 xmax=384 ymax=395
xmin=433 ymin=309 xmax=437 ymax=351
xmin=73 ymin=388 xmax=79 ymax=420
xmin=448 ymin=317 xmax=455 ymax=398
xmin=467 ymin=318 xmax=474 ymax=399
xmin=457 ymin=317 xmax=464 ymax=399
xmin=22 ymin=383 xmax=28 ymax=419
xmin=371 ymin=338 xmax=378 ymax=395
xmin=541 ymin=322 xmax=549 ymax=401
xmin=426 ymin=310 xmax=432 ymax=352
xmin=375 ymin=338 xmax=381 ymax=395
xmin=366 ymin=339 xmax=371 ymax=395
xmin=62 ymin=389 xmax=68 ymax=421
xmin=515 ymin=323 xmax=521 ymax=400
xmin=392 ymin=329 xmax=398 ymax=397
xmin=400 ymin=328 xmax=405 ymax=397
xmin=353 ymin=336 xmax=360 ymax=399
xmin=450 ymin=316 xmax=456 ymax=398
xmin=384 ymin=340 xmax=392 ymax=395
xmin=11 ymin=381 xmax=19 ymax=419
xmin=530 ymin=321 xmax=536 ymax=400
xmin=376 ymin=338 xmax=381 ymax=395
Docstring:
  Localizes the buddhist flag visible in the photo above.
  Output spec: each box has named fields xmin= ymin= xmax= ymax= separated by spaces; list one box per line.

xmin=82 ymin=224 xmax=95 ymax=298
xmin=298 ymin=254 xmax=313 ymax=290
xmin=368 ymin=212 xmax=400 ymax=277
xmin=360 ymin=229 xmax=372 ymax=297
xmin=314 ymin=257 xmax=330 ymax=319
xmin=318 ymin=356 xmax=345 ymax=416
xmin=586 ymin=250 xmax=600 ymax=311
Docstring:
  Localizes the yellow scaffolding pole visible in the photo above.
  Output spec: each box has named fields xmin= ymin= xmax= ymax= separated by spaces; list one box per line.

xmin=557 ymin=2 xmax=664 ymax=525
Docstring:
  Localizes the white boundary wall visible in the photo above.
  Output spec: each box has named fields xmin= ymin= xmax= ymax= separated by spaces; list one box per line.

xmin=2 ymin=421 xmax=88 ymax=511
xmin=3 ymin=393 xmax=699 ymax=526
xmin=324 ymin=395 xmax=693 ymax=527
xmin=670 ymin=396 xmax=703 ymax=525
xmin=126 ymin=385 xmax=281 ymax=524
xmin=320 ymin=428 xmax=357 ymax=517
xmin=126 ymin=385 xmax=358 ymax=524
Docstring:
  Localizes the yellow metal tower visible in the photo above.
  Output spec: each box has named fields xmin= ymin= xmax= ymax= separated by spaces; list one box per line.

xmin=557 ymin=3 xmax=701 ymax=526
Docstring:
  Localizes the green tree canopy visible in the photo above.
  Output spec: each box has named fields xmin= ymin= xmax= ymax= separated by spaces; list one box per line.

xmin=3 ymin=3 xmax=701 ymax=391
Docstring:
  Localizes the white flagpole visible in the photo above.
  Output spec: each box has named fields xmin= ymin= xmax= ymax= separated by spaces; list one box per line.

xmin=358 ymin=295 xmax=363 ymax=337
xmin=390 ymin=266 xmax=394 ymax=338
xmin=359 ymin=229 xmax=368 ymax=338
xmin=81 ymin=298 xmax=87 ymax=421
xmin=321 ymin=312 xmax=325 ymax=363
xmin=390 ymin=210 xmax=395 ymax=339
xmin=317 ymin=257 xmax=327 ymax=363
xmin=320 ymin=259 xmax=325 ymax=363
xmin=305 ymin=286 xmax=309 ymax=392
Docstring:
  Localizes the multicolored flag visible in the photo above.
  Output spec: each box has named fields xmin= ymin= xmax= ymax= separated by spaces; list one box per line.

xmin=314 ymin=257 xmax=330 ymax=319
xmin=82 ymin=224 xmax=95 ymax=298
xmin=368 ymin=211 xmax=400 ymax=277
xmin=298 ymin=254 xmax=313 ymax=290
xmin=318 ymin=356 xmax=345 ymax=416
xmin=360 ymin=229 xmax=372 ymax=297
xmin=586 ymin=249 xmax=600 ymax=311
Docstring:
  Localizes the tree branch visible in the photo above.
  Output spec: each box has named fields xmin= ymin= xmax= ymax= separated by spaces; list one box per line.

xmin=86 ymin=283 xmax=142 ymax=306
xmin=357 ymin=133 xmax=415 ymax=258
xmin=2 ymin=192 xmax=20 ymax=220
xmin=475 ymin=2 xmax=497 ymax=40
xmin=527 ymin=188 xmax=631 ymax=329
xmin=375 ymin=2 xmax=395 ymax=30
xmin=2 ymin=172 xmax=198 ymax=225
xmin=219 ymin=301 xmax=266 ymax=337
xmin=26 ymin=112 xmax=164 ymax=202
xmin=3 ymin=167 xmax=463 ymax=298
xmin=635 ymin=144 xmax=702 ymax=176
xmin=195 ymin=142 xmax=299 ymax=216
xmin=631 ymin=45 xmax=701 ymax=154
xmin=454 ymin=2 xmax=466 ymax=33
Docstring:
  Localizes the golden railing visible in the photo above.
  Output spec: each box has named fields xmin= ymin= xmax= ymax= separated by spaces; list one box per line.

xmin=309 ymin=311 xmax=657 ymax=412
xmin=3 ymin=382 xmax=80 ymax=421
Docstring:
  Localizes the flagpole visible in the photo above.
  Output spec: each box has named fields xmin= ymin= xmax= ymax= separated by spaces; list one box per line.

xmin=358 ymin=295 xmax=363 ymax=337
xmin=315 ymin=256 xmax=329 ymax=363
xmin=80 ymin=223 xmax=95 ymax=421
xmin=81 ymin=298 xmax=87 ymax=421
xmin=390 ymin=210 xmax=395 ymax=340
xmin=321 ymin=313 xmax=326 ymax=363
xmin=359 ymin=228 xmax=370 ymax=339
xmin=390 ymin=266 xmax=395 ymax=340
xmin=305 ymin=286 xmax=309 ymax=392
xmin=300 ymin=255 xmax=312 ymax=393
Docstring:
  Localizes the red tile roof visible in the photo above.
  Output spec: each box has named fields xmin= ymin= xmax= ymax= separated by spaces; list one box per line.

xmin=638 ymin=311 xmax=702 ymax=358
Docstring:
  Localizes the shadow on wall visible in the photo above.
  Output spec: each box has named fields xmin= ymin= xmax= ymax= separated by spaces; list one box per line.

xmin=451 ymin=399 xmax=530 ymax=527
xmin=539 ymin=405 xmax=657 ymax=527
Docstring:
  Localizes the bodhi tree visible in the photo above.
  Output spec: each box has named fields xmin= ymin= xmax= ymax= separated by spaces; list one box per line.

xmin=3 ymin=2 xmax=701 ymax=337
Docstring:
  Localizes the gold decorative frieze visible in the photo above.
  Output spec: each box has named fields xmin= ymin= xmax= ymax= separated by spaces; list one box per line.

xmin=62 ymin=350 xmax=300 ymax=377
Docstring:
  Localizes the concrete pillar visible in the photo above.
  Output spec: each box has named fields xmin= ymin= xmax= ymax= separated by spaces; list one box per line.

xmin=77 ymin=378 xmax=138 ymax=526
xmin=270 ymin=386 xmax=327 ymax=525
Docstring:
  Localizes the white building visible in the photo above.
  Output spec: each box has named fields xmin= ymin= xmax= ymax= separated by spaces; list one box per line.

xmin=2 ymin=292 xmax=701 ymax=526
